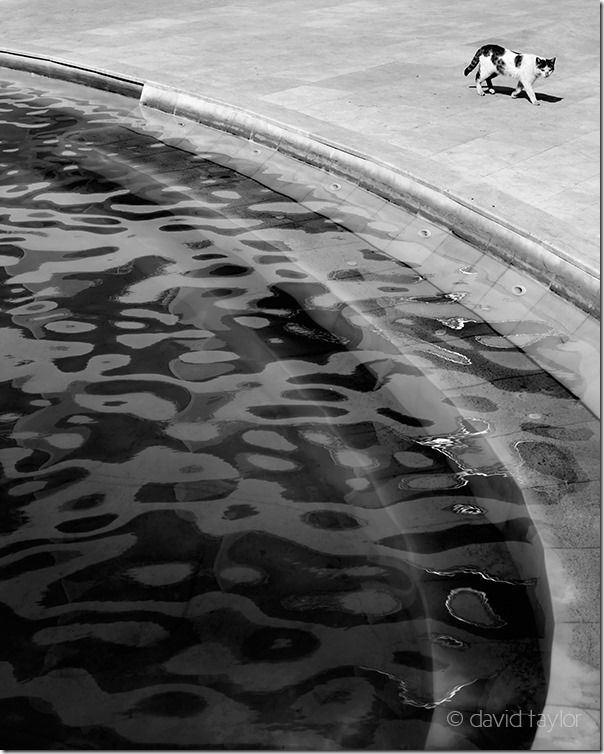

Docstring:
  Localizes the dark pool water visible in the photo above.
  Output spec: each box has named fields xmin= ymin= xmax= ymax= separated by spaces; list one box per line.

xmin=0 ymin=77 xmax=552 ymax=749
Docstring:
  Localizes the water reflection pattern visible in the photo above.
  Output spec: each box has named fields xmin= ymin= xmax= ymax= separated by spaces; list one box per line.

xmin=0 ymin=78 xmax=551 ymax=749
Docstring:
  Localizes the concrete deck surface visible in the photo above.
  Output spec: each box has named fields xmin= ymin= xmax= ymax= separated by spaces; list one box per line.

xmin=1 ymin=0 xmax=600 ymax=297
xmin=0 ymin=1 xmax=600 ymax=750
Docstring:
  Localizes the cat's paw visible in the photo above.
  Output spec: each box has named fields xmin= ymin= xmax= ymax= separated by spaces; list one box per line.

xmin=532 ymin=101 xmax=541 ymax=106
xmin=511 ymin=91 xmax=520 ymax=98
xmin=476 ymin=88 xmax=485 ymax=96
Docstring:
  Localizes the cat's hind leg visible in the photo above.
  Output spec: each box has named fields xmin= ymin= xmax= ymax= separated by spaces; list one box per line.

xmin=485 ymin=74 xmax=497 ymax=94
xmin=474 ymin=59 xmax=496 ymax=96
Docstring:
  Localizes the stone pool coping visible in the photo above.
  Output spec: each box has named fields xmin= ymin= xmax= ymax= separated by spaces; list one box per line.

xmin=0 ymin=47 xmax=599 ymax=319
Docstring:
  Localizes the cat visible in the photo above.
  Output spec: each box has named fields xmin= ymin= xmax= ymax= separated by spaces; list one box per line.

xmin=464 ymin=44 xmax=556 ymax=105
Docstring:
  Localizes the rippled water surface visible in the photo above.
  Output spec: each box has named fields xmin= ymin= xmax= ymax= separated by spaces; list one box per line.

xmin=0 ymin=77 xmax=553 ymax=749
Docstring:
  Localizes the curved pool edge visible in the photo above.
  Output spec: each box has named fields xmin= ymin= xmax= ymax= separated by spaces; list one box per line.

xmin=0 ymin=47 xmax=599 ymax=320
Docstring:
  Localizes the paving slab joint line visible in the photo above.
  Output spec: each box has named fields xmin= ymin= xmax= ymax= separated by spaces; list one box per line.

xmin=0 ymin=48 xmax=599 ymax=318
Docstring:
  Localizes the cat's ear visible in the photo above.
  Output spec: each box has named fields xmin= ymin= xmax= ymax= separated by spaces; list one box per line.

xmin=536 ymin=57 xmax=543 ymax=64
xmin=550 ymin=57 xmax=556 ymax=65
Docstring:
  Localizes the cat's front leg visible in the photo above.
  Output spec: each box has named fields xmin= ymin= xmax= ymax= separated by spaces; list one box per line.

xmin=521 ymin=78 xmax=540 ymax=105
xmin=511 ymin=82 xmax=524 ymax=99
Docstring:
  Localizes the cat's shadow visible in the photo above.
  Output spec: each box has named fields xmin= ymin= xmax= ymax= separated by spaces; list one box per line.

xmin=491 ymin=85 xmax=563 ymax=103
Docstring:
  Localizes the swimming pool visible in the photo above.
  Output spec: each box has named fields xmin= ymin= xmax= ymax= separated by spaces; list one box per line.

xmin=0 ymin=72 xmax=596 ymax=750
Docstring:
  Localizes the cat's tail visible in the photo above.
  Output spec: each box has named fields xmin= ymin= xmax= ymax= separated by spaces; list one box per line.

xmin=464 ymin=49 xmax=482 ymax=76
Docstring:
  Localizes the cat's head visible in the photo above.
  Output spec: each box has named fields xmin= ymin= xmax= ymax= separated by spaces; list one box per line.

xmin=536 ymin=57 xmax=556 ymax=77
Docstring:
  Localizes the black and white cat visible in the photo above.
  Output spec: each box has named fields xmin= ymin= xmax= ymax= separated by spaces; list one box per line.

xmin=464 ymin=44 xmax=556 ymax=105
